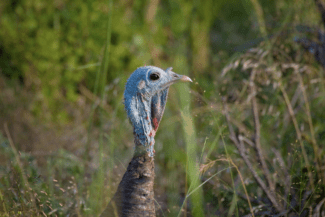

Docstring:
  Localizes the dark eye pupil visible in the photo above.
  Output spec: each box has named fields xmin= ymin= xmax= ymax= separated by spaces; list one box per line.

xmin=150 ymin=73 xmax=160 ymax=80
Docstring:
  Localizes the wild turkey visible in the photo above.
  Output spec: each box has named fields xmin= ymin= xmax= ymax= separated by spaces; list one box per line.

xmin=101 ymin=66 xmax=192 ymax=217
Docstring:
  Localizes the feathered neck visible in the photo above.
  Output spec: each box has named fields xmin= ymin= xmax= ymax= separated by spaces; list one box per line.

xmin=126 ymin=88 xmax=169 ymax=157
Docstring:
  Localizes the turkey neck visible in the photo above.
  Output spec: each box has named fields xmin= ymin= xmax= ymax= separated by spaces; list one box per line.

xmin=100 ymin=153 xmax=155 ymax=217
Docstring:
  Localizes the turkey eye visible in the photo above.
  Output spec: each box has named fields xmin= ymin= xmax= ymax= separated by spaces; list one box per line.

xmin=150 ymin=73 xmax=160 ymax=81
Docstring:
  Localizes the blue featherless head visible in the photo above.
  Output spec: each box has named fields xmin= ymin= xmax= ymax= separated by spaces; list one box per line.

xmin=124 ymin=66 xmax=192 ymax=157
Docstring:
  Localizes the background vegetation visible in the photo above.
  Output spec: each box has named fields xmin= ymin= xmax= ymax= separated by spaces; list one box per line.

xmin=0 ymin=0 xmax=324 ymax=216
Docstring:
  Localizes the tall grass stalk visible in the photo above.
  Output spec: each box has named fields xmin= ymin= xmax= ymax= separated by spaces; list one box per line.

xmin=297 ymin=71 xmax=323 ymax=183
xmin=189 ymin=87 xmax=242 ymax=215
xmin=218 ymin=116 xmax=239 ymax=217
xmin=249 ymin=0 xmax=267 ymax=39
xmin=177 ymin=166 xmax=233 ymax=217
xmin=0 ymin=189 xmax=9 ymax=216
xmin=4 ymin=124 xmax=37 ymax=213
xmin=278 ymin=81 xmax=314 ymax=190
xmin=87 ymin=0 xmax=113 ymax=215
xmin=186 ymin=82 xmax=244 ymax=216
xmin=174 ymin=53 xmax=204 ymax=217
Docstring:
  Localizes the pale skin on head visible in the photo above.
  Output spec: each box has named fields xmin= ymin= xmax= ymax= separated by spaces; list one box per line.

xmin=124 ymin=66 xmax=192 ymax=157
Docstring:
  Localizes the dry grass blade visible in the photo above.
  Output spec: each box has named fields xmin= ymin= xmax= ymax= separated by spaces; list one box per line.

xmin=271 ymin=148 xmax=291 ymax=207
xmin=312 ymin=198 xmax=325 ymax=217
xmin=223 ymin=103 xmax=283 ymax=212
xmin=296 ymin=70 xmax=324 ymax=184
xmin=278 ymin=80 xmax=315 ymax=190
xmin=200 ymin=158 xmax=255 ymax=217
xmin=250 ymin=70 xmax=275 ymax=192
xmin=4 ymin=123 xmax=38 ymax=214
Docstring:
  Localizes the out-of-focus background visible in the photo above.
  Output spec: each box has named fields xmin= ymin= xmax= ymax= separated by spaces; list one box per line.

xmin=1 ymin=0 xmax=325 ymax=216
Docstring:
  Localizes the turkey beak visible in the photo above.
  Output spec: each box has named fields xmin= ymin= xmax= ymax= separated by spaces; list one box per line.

xmin=179 ymin=75 xmax=193 ymax=82
xmin=161 ymin=73 xmax=192 ymax=89
xmin=171 ymin=72 xmax=192 ymax=83
xmin=169 ymin=73 xmax=192 ymax=86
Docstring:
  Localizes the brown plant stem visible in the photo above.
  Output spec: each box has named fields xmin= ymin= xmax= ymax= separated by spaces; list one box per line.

xmin=296 ymin=71 xmax=324 ymax=184
xmin=249 ymin=71 xmax=275 ymax=192
xmin=223 ymin=104 xmax=283 ymax=212
xmin=278 ymin=81 xmax=315 ymax=191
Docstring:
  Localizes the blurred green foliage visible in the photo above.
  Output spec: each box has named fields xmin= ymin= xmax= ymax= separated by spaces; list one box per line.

xmin=0 ymin=0 xmax=159 ymax=121
xmin=0 ymin=0 xmax=259 ymax=121
xmin=0 ymin=0 xmax=320 ymax=121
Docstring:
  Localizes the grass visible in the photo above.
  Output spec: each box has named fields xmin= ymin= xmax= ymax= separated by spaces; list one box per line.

xmin=87 ymin=0 xmax=113 ymax=214
xmin=1 ymin=1 xmax=325 ymax=216
xmin=1 ymin=38 xmax=325 ymax=216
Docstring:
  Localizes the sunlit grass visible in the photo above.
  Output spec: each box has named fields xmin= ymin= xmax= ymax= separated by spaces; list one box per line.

xmin=87 ymin=0 xmax=113 ymax=215
xmin=0 ymin=0 xmax=325 ymax=216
